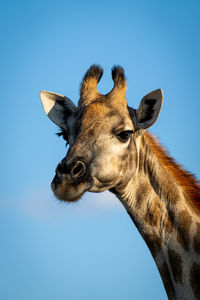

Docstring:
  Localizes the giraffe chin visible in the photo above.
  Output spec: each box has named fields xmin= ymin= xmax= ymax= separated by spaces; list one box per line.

xmin=51 ymin=179 xmax=90 ymax=202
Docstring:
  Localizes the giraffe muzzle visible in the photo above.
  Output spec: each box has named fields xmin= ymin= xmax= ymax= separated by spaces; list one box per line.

xmin=51 ymin=158 xmax=91 ymax=202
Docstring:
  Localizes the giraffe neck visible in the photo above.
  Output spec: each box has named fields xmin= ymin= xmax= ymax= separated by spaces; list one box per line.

xmin=112 ymin=133 xmax=200 ymax=300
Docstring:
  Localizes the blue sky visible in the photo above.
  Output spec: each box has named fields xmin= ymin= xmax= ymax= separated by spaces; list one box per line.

xmin=1 ymin=1 xmax=200 ymax=299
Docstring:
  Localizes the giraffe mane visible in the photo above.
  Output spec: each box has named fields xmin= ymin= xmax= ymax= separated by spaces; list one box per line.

xmin=144 ymin=132 xmax=200 ymax=212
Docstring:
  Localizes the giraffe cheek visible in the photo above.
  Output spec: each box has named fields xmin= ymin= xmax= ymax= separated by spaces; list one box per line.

xmin=91 ymin=156 xmax=120 ymax=185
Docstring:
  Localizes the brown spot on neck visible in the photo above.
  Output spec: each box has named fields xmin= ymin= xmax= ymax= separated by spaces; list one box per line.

xmin=190 ymin=263 xmax=200 ymax=299
xmin=135 ymin=183 xmax=151 ymax=209
xmin=145 ymin=197 xmax=162 ymax=227
xmin=176 ymin=210 xmax=192 ymax=252
xmin=159 ymin=262 xmax=175 ymax=299
xmin=165 ymin=210 xmax=175 ymax=234
xmin=168 ymin=248 xmax=182 ymax=283
xmin=193 ymin=223 xmax=200 ymax=254
xmin=143 ymin=233 xmax=162 ymax=258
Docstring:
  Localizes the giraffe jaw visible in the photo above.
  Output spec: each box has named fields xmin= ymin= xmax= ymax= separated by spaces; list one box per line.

xmin=51 ymin=174 xmax=91 ymax=202
xmin=51 ymin=175 xmax=115 ymax=201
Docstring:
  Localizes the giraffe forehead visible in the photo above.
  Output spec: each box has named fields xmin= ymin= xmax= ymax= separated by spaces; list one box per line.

xmin=81 ymin=102 xmax=127 ymax=128
xmin=84 ymin=102 xmax=112 ymax=118
xmin=81 ymin=102 xmax=132 ymax=129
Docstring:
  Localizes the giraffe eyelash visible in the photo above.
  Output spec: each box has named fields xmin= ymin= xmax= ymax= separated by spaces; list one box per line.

xmin=56 ymin=130 xmax=69 ymax=146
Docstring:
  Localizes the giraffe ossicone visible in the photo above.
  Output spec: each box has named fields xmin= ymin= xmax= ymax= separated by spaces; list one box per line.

xmin=40 ymin=65 xmax=200 ymax=300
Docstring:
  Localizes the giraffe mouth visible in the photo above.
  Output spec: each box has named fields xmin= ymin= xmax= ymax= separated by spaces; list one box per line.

xmin=51 ymin=157 xmax=94 ymax=202
xmin=51 ymin=173 xmax=92 ymax=202
xmin=51 ymin=173 xmax=115 ymax=201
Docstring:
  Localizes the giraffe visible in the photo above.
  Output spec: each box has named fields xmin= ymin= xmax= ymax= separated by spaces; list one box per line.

xmin=40 ymin=65 xmax=200 ymax=300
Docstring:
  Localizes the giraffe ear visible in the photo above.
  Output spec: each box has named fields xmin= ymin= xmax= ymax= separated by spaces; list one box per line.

xmin=135 ymin=89 xmax=163 ymax=130
xmin=40 ymin=91 xmax=77 ymax=128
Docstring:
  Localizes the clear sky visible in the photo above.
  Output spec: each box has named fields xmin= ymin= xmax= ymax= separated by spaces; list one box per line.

xmin=1 ymin=1 xmax=200 ymax=299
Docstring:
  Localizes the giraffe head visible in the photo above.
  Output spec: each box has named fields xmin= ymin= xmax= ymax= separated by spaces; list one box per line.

xmin=40 ymin=65 xmax=163 ymax=202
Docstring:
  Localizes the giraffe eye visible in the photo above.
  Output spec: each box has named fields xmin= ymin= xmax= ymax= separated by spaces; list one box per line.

xmin=116 ymin=130 xmax=133 ymax=142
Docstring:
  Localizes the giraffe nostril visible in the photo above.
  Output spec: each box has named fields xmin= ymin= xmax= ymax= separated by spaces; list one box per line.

xmin=71 ymin=161 xmax=86 ymax=179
